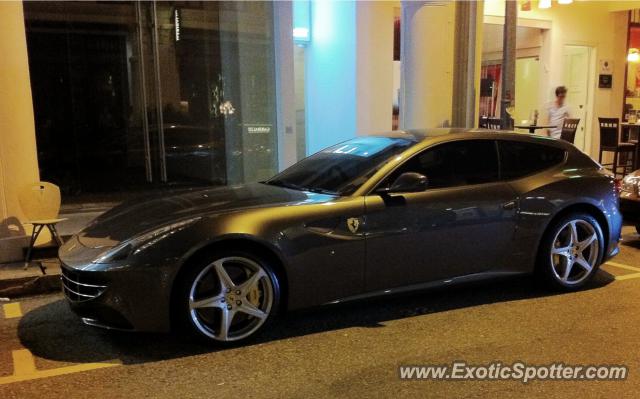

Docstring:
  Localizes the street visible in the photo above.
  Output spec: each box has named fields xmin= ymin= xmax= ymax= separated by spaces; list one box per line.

xmin=1 ymin=225 xmax=640 ymax=398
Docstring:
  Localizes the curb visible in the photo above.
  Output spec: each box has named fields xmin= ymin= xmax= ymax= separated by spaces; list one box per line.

xmin=0 ymin=274 xmax=61 ymax=299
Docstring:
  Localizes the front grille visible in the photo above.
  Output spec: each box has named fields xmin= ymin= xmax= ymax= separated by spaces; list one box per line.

xmin=61 ymin=267 xmax=107 ymax=302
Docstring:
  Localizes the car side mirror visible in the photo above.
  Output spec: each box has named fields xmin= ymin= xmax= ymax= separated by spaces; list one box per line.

xmin=387 ymin=172 xmax=429 ymax=193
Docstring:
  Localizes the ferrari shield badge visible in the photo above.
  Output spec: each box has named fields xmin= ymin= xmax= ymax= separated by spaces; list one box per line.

xmin=347 ymin=217 xmax=360 ymax=234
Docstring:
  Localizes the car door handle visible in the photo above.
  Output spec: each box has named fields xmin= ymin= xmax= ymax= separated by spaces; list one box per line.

xmin=502 ymin=200 xmax=517 ymax=210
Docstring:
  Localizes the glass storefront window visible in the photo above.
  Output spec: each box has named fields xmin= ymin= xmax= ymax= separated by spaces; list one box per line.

xmin=23 ymin=1 xmax=278 ymax=199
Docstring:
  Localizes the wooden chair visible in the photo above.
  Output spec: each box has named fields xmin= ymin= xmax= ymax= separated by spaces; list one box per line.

xmin=18 ymin=182 xmax=66 ymax=274
xmin=486 ymin=117 xmax=502 ymax=131
xmin=560 ymin=118 xmax=580 ymax=144
xmin=598 ymin=118 xmax=636 ymax=178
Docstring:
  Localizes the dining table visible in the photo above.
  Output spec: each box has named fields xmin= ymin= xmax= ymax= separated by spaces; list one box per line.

xmin=513 ymin=124 xmax=557 ymax=134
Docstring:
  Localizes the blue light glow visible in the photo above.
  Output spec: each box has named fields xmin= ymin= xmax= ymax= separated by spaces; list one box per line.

xmin=305 ymin=0 xmax=357 ymax=155
xmin=293 ymin=0 xmax=311 ymax=44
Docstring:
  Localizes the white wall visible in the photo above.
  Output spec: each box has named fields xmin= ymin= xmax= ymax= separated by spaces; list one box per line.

xmin=482 ymin=24 xmax=543 ymax=62
xmin=514 ymin=57 xmax=541 ymax=124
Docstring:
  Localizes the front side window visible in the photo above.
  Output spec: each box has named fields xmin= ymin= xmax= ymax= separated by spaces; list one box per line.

xmin=382 ymin=140 xmax=500 ymax=190
xmin=266 ymin=136 xmax=416 ymax=195
xmin=498 ymin=140 xmax=566 ymax=180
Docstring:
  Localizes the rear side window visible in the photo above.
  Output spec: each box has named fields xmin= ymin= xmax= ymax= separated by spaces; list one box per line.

xmin=498 ymin=140 xmax=566 ymax=180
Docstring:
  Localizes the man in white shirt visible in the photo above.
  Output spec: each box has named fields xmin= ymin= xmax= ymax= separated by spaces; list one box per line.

xmin=546 ymin=86 xmax=571 ymax=139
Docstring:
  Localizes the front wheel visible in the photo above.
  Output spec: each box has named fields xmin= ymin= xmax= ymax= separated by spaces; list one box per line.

xmin=176 ymin=251 xmax=280 ymax=344
xmin=537 ymin=213 xmax=604 ymax=290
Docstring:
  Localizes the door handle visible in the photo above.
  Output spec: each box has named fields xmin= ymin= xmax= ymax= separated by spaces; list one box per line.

xmin=502 ymin=200 xmax=517 ymax=210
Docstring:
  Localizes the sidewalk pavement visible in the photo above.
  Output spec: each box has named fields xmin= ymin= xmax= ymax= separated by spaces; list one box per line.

xmin=0 ymin=258 xmax=62 ymax=299
xmin=0 ymin=203 xmax=110 ymax=300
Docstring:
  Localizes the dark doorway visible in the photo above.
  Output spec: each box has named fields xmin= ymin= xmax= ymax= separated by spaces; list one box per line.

xmin=27 ymin=26 xmax=146 ymax=197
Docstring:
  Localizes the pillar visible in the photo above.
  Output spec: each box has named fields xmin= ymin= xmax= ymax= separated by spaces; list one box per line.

xmin=356 ymin=1 xmax=395 ymax=135
xmin=0 ymin=2 xmax=41 ymax=262
xmin=305 ymin=0 xmax=357 ymax=155
xmin=500 ymin=0 xmax=517 ymax=129
xmin=273 ymin=1 xmax=298 ymax=170
xmin=400 ymin=0 xmax=456 ymax=129
xmin=452 ymin=0 xmax=480 ymax=128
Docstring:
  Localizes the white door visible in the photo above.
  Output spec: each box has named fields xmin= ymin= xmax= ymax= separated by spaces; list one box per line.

xmin=562 ymin=45 xmax=592 ymax=152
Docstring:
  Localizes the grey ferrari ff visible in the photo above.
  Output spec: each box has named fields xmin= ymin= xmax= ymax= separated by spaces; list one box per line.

xmin=59 ymin=129 xmax=622 ymax=344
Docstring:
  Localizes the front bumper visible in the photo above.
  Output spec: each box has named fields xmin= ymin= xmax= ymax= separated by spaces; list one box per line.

xmin=60 ymin=258 xmax=175 ymax=333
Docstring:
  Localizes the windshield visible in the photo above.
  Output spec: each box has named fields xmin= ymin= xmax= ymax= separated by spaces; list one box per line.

xmin=265 ymin=136 xmax=415 ymax=195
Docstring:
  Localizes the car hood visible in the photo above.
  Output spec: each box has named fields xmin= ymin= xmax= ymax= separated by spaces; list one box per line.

xmin=78 ymin=183 xmax=330 ymax=248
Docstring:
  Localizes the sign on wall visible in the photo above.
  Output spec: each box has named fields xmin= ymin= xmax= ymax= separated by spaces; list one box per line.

xmin=599 ymin=60 xmax=612 ymax=89
xmin=243 ymin=124 xmax=273 ymax=135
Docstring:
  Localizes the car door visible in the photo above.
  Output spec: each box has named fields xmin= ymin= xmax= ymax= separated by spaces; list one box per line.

xmin=363 ymin=139 xmax=519 ymax=292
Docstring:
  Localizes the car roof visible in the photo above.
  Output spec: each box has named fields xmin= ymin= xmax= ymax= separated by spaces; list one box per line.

xmin=370 ymin=128 xmax=570 ymax=149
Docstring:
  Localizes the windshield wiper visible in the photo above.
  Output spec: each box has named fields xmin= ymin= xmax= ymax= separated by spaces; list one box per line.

xmin=264 ymin=180 xmax=305 ymax=191
xmin=264 ymin=180 xmax=338 ymax=196
xmin=303 ymin=187 xmax=338 ymax=195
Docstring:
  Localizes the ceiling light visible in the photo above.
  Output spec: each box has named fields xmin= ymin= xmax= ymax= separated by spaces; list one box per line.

xmin=558 ymin=0 xmax=573 ymax=4
xmin=539 ymin=0 xmax=552 ymax=9
xmin=629 ymin=48 xmax=640 ymax=63
xmin=293 ymin=27 xmax=309 ymax=40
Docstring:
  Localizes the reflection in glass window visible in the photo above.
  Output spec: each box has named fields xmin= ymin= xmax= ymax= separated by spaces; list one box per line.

xmin=23 ymin=1 xmax=278 ymax=199
xmin=268 ymin=137 xmax=416 ymax=195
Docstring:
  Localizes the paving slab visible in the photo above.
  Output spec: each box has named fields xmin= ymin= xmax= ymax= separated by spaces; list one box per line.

xmin=0 ymin=260 xmax=61 ymax=300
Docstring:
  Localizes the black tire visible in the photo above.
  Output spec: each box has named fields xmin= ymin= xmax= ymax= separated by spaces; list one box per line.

xmin=174 ymin=249 xmax=280 ymax=345
xmin=536 ymin=212 xmax=604 ymax=291
xmin=636 ymin=224 xmax=640 ymax=235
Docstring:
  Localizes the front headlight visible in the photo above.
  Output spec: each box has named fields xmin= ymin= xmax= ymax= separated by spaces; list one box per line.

xmin=93 ymin=217 xmax=202 ymax=263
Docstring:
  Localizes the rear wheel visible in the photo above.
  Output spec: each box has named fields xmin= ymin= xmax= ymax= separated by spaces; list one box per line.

xmin=537 ymin=213 xmax=604 ymax=290
xmin=636 ymin=224 xmax=640 ymax=235
xmin=176 ymin=251 xmax=280 ymax=344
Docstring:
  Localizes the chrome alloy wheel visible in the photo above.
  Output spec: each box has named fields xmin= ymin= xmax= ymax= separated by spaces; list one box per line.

xmin=188 ymin=257 xmax=274 ymax=342
xmin=549 ymin=219 xmax=599 ymax=285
